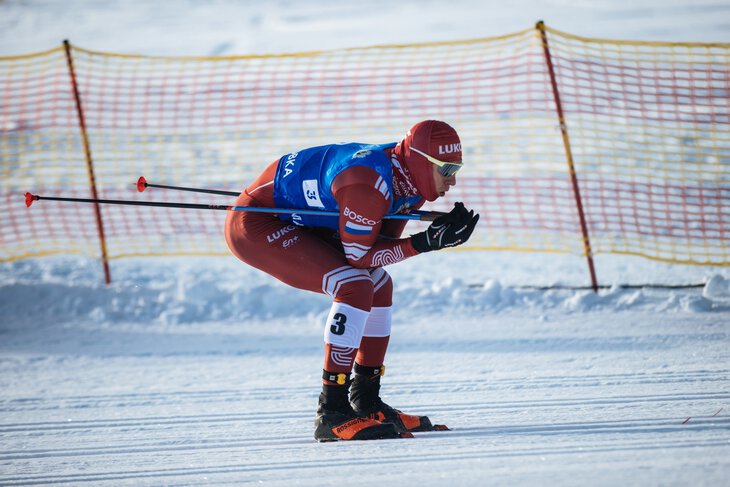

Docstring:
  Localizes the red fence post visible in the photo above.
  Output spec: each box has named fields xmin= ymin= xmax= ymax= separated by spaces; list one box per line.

xmin=63 ymin=40 xmax=112 ymax=285
xmin=536 ymin=22 xmax=599 ymax=292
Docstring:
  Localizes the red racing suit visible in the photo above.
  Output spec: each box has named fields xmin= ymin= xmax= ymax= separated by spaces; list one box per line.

xmin=224 ymin=144 xmax=425 ymax=372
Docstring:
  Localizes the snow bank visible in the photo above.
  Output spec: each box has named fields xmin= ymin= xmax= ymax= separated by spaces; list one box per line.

xmin=3 ymin=255 xmax=728 ymax=328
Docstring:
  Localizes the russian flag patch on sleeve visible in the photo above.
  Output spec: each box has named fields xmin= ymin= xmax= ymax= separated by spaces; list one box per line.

xmin=345 ymin=221 xmax=373 ymax=235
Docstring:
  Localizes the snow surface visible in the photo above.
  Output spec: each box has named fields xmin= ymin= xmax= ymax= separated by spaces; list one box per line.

xmin=2 ymin=253 xmax=729 ymax=486
xmin=2 ymin=1 xmax=730 ymax=485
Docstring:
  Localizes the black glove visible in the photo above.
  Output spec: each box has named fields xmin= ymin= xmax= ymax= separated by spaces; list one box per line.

xmin=411 ymin=202 xmax=480 ymax=253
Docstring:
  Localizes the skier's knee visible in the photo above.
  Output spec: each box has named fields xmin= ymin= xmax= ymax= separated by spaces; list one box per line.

xmin=323 ymin=266 xmax=374 ymax=310
xmin=370 ymin=267 xmax=393 ymax=307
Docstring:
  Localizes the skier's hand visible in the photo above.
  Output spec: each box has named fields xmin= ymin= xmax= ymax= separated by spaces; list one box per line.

xmin=410 ymin=202 xmax=480 ymax=253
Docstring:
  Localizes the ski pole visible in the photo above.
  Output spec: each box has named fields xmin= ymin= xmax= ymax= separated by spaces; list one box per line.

xmin=136 ymin=176 xmax=238 ymax=197
xmin=135 ymin=176 xmax=447 ymax=221
xmin=25 ymin=192 xmax=443 ymax=221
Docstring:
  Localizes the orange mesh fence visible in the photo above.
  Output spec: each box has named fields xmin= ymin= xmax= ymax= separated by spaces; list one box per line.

xmin=542 ymin=25 xmax=730 ymax=265
xmin=2 ymin=24 xmax=729 ymax=281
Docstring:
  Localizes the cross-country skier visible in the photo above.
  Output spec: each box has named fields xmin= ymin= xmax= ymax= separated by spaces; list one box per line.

xmin=224 ymin=120 xmax=479 ymax=441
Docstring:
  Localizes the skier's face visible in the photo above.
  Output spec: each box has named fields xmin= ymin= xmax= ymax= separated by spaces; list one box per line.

xmin=433 ymin=165 xmax=456 ymax=198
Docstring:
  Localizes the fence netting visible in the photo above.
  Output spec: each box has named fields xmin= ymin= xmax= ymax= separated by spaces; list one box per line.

xmin=2 ymin=24 xmax=728 ymax=270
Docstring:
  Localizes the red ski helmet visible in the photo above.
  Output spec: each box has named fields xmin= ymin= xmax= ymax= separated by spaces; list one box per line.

xmin=396 ymin=120 xmax=462 ymax=201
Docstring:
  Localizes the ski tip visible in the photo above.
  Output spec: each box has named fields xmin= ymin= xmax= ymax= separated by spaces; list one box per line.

xmin=136 ymin=176 xmax=148 ymax=192
xmin=433 ymin=424 xmax=450 ymax=431
xmin=25 ymin=192 xmax=37 ymax=208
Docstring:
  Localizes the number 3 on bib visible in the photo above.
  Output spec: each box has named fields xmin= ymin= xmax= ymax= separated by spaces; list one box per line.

xmin=330 ymin=313 xmax=347 ymax=335
xmin=324 ymin=303 xmax=368 ymax=349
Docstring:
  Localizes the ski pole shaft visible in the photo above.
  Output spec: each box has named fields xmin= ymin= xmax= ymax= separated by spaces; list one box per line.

xmin=27 ymin=193 xmax=233 ymax=211
xmin=25 ymin=192 xmax=440 ymax=221
xmin=136 ymin=176 xmax=238 ymax=197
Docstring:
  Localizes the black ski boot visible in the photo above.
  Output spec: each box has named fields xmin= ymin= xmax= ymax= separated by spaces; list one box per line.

xmin=314 ymin=371 xmax=402 ymax=442
xmin=350 ymin=363 xmax=447 ymax=433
